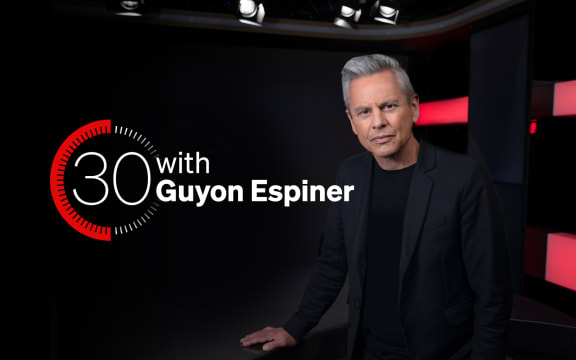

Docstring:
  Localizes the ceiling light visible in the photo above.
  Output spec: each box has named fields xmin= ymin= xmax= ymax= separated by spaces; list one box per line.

xmin=371 ymin=0 xmax=400 ymax=25
xmin=116 ymin=0 xmax=144 ymax=16
xmin=236 ymin=0 xmax=266 ymax=26
xmin=334 ymin=1 xmax=362 ymax=29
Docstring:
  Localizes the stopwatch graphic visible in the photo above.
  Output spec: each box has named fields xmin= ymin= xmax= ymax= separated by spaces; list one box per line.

xmin=50 ymin=119 xmax=160 ymax=241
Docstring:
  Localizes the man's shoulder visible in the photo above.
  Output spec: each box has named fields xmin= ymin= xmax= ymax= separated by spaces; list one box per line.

xmin=425 ymin=141 xmax=486 ymax=180
xmin=436 ymin=145 xmax=474 ymax=164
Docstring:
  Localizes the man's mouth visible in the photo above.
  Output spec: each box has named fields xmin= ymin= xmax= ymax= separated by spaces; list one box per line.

xmin=371 ymin=134 xmax=395 ymax=144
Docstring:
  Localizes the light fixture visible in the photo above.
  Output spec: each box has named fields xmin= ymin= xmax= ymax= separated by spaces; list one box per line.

xmin=236 ymin=0 xmax=266 ymax=26
xmin=371 ymin=0 xmax=400 ymax=25
xmin=116 ymin=0 xmax=145 ymax=16
xmin=334 ymin=1 xmax=362 ymax=29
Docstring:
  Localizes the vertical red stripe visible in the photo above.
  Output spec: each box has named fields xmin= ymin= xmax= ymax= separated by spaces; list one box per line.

xmin=553 ymin=80 xmax=576 ymax=117
xmin=529 ymin=119 xmax=537 ymax=134
xmin=545 ymin=233 xmax=576 ymax=291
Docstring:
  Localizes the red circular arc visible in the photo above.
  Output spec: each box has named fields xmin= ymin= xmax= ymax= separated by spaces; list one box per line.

xmin=50 ymin=119 xmax=112 ymax=241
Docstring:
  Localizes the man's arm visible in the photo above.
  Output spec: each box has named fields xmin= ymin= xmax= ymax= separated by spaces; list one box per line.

xmin=282 ymin=165 xmax=349 ymax=341
xmin=240 ymin=165 xmax=349 ymax=350
xmin=460 ymin=161 xmax=513 ymax=359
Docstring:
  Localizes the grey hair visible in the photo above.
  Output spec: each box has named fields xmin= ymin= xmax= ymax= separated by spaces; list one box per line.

xmin=341 ymin=54 xmax=415 ymax=110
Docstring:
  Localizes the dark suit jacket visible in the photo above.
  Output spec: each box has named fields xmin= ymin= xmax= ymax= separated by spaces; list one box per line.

xmin=284 ymin=139 xmax=513 ymax=360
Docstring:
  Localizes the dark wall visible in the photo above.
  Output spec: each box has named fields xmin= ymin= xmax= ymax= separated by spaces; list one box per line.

xmin=48 ymin=14 xmax=474 ymax=360
xmin=468 ymin=12 xmax=532 ymax=293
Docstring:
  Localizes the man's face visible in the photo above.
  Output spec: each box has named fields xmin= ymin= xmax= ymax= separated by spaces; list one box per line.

xmin=346 ymin=70 xmax=419 ymax=162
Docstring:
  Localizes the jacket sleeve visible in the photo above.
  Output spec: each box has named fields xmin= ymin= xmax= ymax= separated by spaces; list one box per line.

xmin=283 ymin=164 xmax=349 ymax=341
xmin=459 ymin=161 xmax=513 ymax=359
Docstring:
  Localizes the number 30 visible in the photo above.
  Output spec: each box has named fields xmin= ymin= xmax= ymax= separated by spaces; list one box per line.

xmin=73 ymin=152 xmax=151 ymax=206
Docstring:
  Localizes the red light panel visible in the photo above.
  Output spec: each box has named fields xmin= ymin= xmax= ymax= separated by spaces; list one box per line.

xmin=553 ymin=80 xmax=576 ymax=117
xmin=545 ymin=232 xmax=576 ymax=291
xmin=530 ymin=119 xmax=537 ymax=134
xmin=417 ymin=96 xmax=468 ymax=126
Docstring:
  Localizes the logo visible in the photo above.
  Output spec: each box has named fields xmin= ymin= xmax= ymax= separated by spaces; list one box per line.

xmin=50 ymin=120 xmax=160 ymax=241
xmin=51 ymin=120 xmax=356 ymax=241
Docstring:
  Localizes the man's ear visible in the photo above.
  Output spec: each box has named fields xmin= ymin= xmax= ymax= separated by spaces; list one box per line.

xmin=346 ymin=109 xmax=358 ymax=135
xmin=411 ymin=93 xmax=420 ymax=124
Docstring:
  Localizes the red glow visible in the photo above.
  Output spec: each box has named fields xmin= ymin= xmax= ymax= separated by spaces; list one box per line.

xmin=545 ymin=233 xmax=576 ymax=291
xmin=529 ymin=119 xmax=537 ymax=134
xmin=553 ymin=80 xmax=576 ymax=117
xmin=416 ymin=96 xmax=468 ymax=126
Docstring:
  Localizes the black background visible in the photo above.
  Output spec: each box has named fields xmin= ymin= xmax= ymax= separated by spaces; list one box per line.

xmin=47 ymin=3 xmax=575 ymax=359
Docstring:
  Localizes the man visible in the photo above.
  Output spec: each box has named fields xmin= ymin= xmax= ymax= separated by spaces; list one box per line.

xmin=240 ymin=54 xmax=512 ymax=359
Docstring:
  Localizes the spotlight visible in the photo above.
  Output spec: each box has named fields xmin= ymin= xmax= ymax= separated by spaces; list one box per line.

xmin=116 ymin=0 xmax=145 ymax=16
xmin=236 ymin=0 xmax=266 ymax=26
xmin=371 ymin=0 xmax=400 ymax=25
xmin=106 ymin=0 xmax=147 ymax=16
xmin=334 ymin=1 xmax=362 ymax=29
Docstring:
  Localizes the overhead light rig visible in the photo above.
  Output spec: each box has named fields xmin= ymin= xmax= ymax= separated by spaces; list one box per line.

xmin=105 ymin=0 xmax=406 ymax=28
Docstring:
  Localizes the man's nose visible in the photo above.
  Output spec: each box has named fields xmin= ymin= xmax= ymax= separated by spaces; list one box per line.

xmin=371 ymin=109 xmax=388 ymax=128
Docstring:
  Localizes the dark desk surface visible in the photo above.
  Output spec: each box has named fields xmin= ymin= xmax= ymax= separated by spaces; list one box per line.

xmin=54 ymin=266 xmax=575 ymax=360
xmin=241 ymin=294 xmax=576 ymax=360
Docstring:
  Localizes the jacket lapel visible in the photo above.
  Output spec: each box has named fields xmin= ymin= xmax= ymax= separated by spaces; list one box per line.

xmin=352 ymin=154 xmax=374 ymax=289
xmin=399 ymin=140 xmax=436 ymax=285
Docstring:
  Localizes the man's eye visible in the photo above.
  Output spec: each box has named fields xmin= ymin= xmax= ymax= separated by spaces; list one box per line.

xmin=384 ymin=104 xmax=397 ymax=110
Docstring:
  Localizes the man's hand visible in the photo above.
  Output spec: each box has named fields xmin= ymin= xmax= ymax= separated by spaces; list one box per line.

xmin=240 ymin=326 xmax=297 ymax=351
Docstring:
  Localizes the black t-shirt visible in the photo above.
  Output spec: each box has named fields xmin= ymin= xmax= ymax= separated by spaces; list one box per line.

xmin=360 ymin=162 xmax=415 ymax=352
